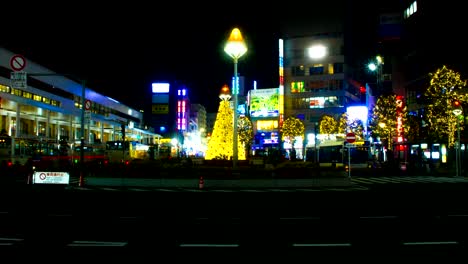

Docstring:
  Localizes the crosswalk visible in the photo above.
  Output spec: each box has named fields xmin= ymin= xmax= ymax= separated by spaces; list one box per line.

xmin=350 ymin=176 xmax=468 ymax=185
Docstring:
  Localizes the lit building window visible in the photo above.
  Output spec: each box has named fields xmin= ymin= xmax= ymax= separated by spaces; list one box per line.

xmin=291 ymin=82 xmax=305 ymax=93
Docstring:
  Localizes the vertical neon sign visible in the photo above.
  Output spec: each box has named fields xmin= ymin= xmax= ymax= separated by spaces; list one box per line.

xmin=279 ymin=39 xmax=284 ymax=127
xmin=396 ymin=95 xmax=404 ymax=142
xmin=177 ymin=100 xmax=181 ymax=130
xmin=231 ymin=76 xmax=239 ymax=95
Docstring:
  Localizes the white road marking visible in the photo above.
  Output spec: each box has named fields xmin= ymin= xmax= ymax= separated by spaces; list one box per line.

xmin=68 ymin=240 xmax=127 ymax=247
xmin=293 ymin=243 xmax=351 ymax=247
xmin=179 ymin=243 xmax=239 ymax=247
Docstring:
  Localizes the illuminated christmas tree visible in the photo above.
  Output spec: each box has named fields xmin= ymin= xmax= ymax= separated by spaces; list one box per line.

xmin=205 ymin=85 xmax=246 ymax=160
xmin=424 ymin=65 xmax=467 ymax=147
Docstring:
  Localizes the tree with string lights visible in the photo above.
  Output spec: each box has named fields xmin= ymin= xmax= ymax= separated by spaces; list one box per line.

xmin=282 ymin=116 xmax=305 ymax=143
xmin=337 ymin=112 xmax=349 ymax=135
xmin=238 ymin=116 xmax=253 ymax=158
xmin=319 ymin=114 xmax=338 ymax=136
xmin=282 ymin=116 xmax=304 ymax=159
xmin=424 ymin=65 xmax=468 ymax=147
xmin=369 ymin=94 xmax=408 ymax=150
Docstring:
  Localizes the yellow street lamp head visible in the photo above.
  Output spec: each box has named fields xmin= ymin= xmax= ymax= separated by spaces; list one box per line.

xmin=224 ymin=28 xmax=247 ymax=60
xmin=376 ymin=55 xmax=383 ymax=65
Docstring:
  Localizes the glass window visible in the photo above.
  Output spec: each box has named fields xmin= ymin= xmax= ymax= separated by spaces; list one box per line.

xmin=307 ymin=80 xmax=327 ymax=91
xmin=51 ymin=100 xmax=60 ymax=107
xmin=292 ymin=66 xmax=305 ymax=76
xmin=12 ymin=89 xmax=22 ymax=96
xmin=0 ymin=84 xmax=10 ymax=93
xmin=310 ymin=64 xmax=324 ymax=75
xmin=291 ymin=82 xmax=305 ymax=93
xmin=23 ymin=91 xmax=32 ymax=99
xmin=308 ymin=96 xmax=339 ymax=109
xmin=333 ymin=63 xmax=344 ymax=73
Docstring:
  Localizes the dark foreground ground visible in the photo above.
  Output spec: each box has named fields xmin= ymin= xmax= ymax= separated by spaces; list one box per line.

xmin=0 ymin=177 xmax=467 ymax=262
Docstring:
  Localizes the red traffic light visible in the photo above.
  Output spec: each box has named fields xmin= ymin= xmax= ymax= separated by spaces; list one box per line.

xmin=359 ymin=86 xmax=366 ymax=94
xmin=453 ymin=100 xmax=461 ymax=107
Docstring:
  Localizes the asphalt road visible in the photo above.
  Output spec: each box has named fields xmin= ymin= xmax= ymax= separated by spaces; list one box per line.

xmin=1 ymin=180 xmax=467 ymax=261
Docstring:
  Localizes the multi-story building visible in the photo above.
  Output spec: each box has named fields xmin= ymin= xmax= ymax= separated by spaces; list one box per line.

xmin=362 ymin=0 xmax=467 ymax=165
xmin=190 ymin=104 xmax=206 ymax=135
xmin=187 ymin=103 xmax=207 ymax=157
xmin=282 ymin=32 xmax=362 ymax=157
xmin=0 ymin=47 xmax=160 ymax=163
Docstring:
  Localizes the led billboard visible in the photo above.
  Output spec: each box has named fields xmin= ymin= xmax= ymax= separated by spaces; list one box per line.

xmin=249 ymin=88 xmax=279 ymax=118
xmin=347 ymin=106 xmax=368 ymax=125
xmin=152 ymin=83 xmax=170 ymax=93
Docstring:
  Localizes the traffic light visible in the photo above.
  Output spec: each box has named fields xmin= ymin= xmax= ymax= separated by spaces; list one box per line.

xmin=121 ymin=124 xmax=125 ymax=140
xmin=359 ymin=86 xmax=366 ymax=94
xmin=453 ymin=99 xmax=463 ymax=116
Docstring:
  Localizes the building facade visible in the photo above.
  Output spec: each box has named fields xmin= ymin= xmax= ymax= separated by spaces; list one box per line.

xmin=283 ymin=33 xmax=362 ymax=157
xmin=0 ymin=47 xmax=160 ymax=162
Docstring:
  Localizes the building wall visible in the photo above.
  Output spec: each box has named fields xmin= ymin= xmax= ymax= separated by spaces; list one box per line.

xmin=283 ymin=33 xmax=360 ymax=135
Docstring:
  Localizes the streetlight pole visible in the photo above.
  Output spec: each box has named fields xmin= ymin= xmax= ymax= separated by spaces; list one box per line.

xmin=453 ymin=100 xmax=462 ymax=177
xmin=224 ymin=28 xmax=247 ymax=169
xmin=233 ymin=57 xmax=239 ymax=168
xmin=457 ymin=118 xmax=461 ymax=176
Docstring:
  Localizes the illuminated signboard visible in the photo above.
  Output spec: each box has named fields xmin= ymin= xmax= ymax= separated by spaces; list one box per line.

xmin=152 ymin=94 xmax=169 ymax=104
xmin=152 ymin=83 xmax=170 ymax=93
xmin=346 ymin=106 xmax=368 ymax=126
xmin=152 ymin=104 xmax=169 ymax=114
xmin=279 ymin=39 xmax=285 ymax=126
xmin=256 ymin=120 xmax=279 ymax=131
xmin=255 ymin=131 xmax=279 ymax=145
xmin=309 ymin=96 xmax=339 ymax=108
xmin=237 ymin=104 xmax=246 ymax=116
xmin=249 ymin=88 xmax=279 ymax=118
xmin=33 ymin=172 xmax=70 ymax=184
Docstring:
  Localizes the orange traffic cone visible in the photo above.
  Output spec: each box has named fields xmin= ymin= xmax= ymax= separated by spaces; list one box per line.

xmin=198 ymin=176 xmax=204 ymax=189
xmin=79 ymin=172 xmax=85 ymax=187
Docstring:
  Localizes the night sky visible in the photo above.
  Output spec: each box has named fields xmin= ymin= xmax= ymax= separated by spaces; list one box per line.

xmin=1 ymin=1 xmax=465 ymax=115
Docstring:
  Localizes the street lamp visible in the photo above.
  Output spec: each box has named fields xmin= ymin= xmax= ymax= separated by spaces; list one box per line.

xmin=368 ymin=55 xmax=384 ymax=95
xmin=453 ymin=100 xmax=463 ymax=177
xmin=224 ymin=27 xmax=247 ymax=168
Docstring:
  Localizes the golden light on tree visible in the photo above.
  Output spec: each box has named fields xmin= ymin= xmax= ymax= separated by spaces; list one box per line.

xmin=205 ymin=87 xmax=246 ymax=160
xmin=281 ymin=116 xmax=304 ymax=144
xmin=338 ymin=113 xmax=349 ymax=134
xmin=370 ymin=94 xmax=408 ymax=150
xmin=238 ymin=116 xmax=253 ymax=157
xmin=424 ymin=65 xmax=468 ymax=147
xmin=319 ymin=115 xmax=337 ymax=135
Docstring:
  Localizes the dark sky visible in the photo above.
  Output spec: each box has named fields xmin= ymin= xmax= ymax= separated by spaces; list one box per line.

xmin=0 ymin=2 xmax=354 ymax=114
xmin=4 ymin=1 xmax=463 ymax=115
